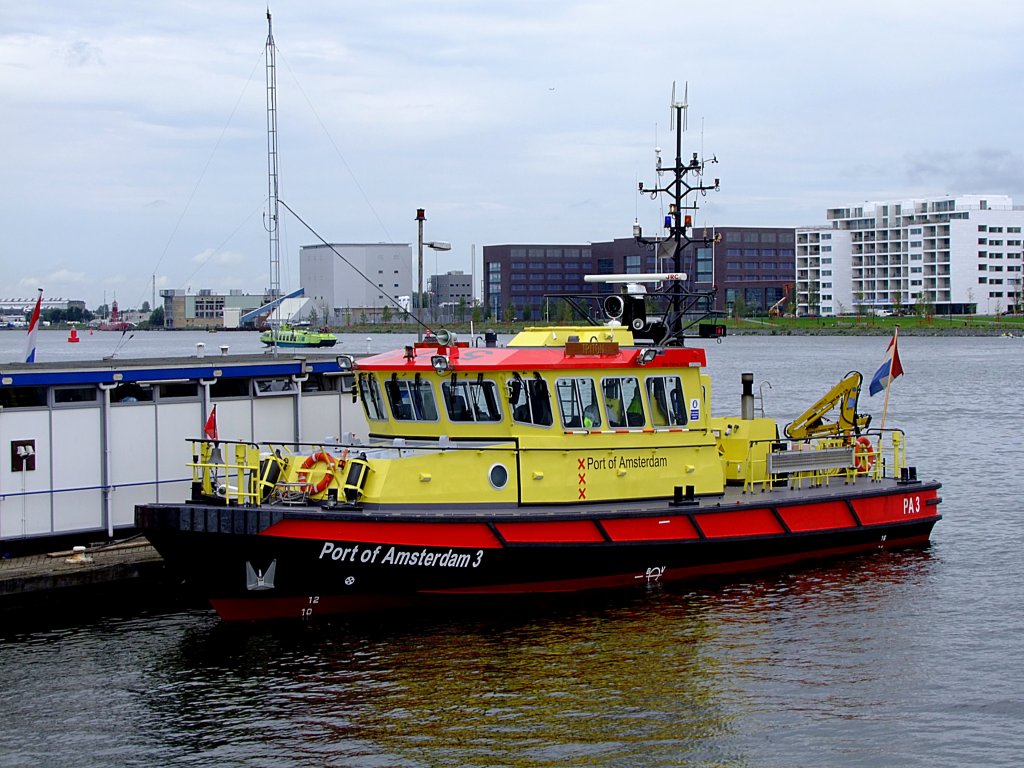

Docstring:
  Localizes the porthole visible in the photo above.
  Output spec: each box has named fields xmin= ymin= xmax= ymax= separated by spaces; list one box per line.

xmin=488 ymin=463 xmax=509 ymax=490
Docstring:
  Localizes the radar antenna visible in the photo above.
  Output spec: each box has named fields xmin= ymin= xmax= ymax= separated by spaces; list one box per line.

xmin=633 ymin=83 xmax=722 ymax=343
xmin=669 ymin=81 xmax=688 ymax=133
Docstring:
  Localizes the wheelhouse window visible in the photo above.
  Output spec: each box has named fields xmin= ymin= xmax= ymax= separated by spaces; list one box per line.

xmin=646 ymin=375 xmax=686 ymax=427
xmin=442 ymin=378 xmax=502 ymax=422
xmin=601 ymin=376 xmax=645 ymax=428
xmin=556 ymin=376 xmax=601 ymax=429
xmin=508 ymin=375 xmax=553 ymax=427
xmin=385 ymin=376 xmax=438 ymax=421
xmin=358 ymin=374 xmax=386 ymax=421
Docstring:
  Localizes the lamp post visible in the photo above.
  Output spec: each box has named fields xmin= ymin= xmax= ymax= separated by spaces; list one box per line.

xmin=414 ymin=207 xmax=451 ymax=340
xmin=416 ymin=208 xmax=425 ymax=340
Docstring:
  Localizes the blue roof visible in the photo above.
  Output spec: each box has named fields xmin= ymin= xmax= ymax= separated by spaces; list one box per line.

xmin=0 ymin=355 xmax=345 ymax=387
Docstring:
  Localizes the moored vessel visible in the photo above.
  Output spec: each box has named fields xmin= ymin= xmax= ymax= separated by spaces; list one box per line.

xmin=260 ymin=324 xmax=338 ymax=348
xmin=135 ymin=85 xmax=940 ymax=621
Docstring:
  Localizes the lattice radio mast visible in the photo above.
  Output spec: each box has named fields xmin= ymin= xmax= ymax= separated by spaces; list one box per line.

xmin=265 ymin=10 xmax=281 ymax=309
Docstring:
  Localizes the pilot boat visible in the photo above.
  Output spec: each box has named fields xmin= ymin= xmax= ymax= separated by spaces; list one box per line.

xmin=136 ymin=91 xmax=941 ymax=621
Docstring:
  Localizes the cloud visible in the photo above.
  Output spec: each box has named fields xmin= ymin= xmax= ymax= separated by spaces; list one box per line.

xmin=5 ymin=1 xmax=1024 ymax=308
xmin=902 ymin=149 xmax=1024 ymax=195
xmin=191 ymin=248 xmax=245 ymax=266
xmin=23 ymin=270 xmax=90 ymax=287
xmin=61 ymin=40 xmax=103 ymax=67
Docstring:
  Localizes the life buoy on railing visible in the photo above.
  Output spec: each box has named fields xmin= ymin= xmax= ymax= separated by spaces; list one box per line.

xmin=297 ymin=450 xmax=338 ymax=495
xmin=854 ymin=435 xmax=875 ymax=474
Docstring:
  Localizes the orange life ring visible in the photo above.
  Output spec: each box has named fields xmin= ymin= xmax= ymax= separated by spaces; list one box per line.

xmin=297 ymin=450 xmax=338 ymax=495
xmin=854 ymin=436 xmax=875 ymax=474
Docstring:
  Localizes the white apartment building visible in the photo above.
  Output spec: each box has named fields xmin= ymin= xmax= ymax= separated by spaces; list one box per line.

xmin=795 ymin=227 xmax=852 ymax=316
xmin=300 ymin=243 xmax=413 ymax=322
xmin=801 ymin=194 xmax=1024 ymax=316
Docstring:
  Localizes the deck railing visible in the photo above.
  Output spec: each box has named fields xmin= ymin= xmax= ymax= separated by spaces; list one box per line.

xmin=743 ymin=429 xmax=906 ymax=493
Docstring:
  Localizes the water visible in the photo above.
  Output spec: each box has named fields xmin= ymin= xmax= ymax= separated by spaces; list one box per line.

xmin=0 ymin=328 xmax=434 ymax=362
xmin=1 ymin=333 xmax=1022 ymax=767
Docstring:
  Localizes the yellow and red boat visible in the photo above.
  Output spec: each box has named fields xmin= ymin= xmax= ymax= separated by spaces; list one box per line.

xmin=135 ymin=93 xmax=940 ymax=621
xmin=136 ymin=322 xmax=939 ymax=621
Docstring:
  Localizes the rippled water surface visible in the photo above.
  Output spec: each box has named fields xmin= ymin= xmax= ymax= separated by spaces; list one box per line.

xmin=1 ymin=333 xmax=1021 ymax=767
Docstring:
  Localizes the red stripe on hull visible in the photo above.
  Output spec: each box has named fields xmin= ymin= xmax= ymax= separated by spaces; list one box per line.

xmin=853 ymin=488 xmax=939 ymax=526
xmin=601 ymin=515 xmax=700 ymax=542
xmin=264 ymin=519 xmax=503 ymax=548
xmin=780 ymin=501 xmax=857 ymax=532
xmin=422 ymin=531 xmax=935 ymax=596
xmin=697 ymin=507 xmax=785 ymax=538
xmin=200 ymin=522 xmax=940 ymax=621
xmin=496 ymin=520 xmax=604 ymax=543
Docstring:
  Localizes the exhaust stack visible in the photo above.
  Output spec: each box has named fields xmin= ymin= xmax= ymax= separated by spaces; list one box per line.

xmin=741 ymin=373 xmax=754 ymax=420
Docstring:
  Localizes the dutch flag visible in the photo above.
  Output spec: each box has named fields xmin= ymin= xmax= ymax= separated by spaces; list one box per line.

xmin=868 ymin=327 xmax=905 ymax=397
xmin=24 ymin=288 xmax=43 ymax=364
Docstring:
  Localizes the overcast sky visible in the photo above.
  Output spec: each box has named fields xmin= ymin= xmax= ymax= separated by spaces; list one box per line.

xmin=3 ymin=1 xmax=1023 ymax=309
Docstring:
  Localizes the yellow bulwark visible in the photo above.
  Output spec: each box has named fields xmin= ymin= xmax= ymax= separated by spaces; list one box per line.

xmin=508 ymin=325 xmax=636 ymax=347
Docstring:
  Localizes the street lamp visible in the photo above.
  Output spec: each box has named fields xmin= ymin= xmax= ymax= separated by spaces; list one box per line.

xmin=415 ymin=207 xmax=451 ymax=340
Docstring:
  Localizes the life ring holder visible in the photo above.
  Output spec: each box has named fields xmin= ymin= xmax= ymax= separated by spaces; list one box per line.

xmin=297 ymin=450 xmax=343 ymax=495
xmin=853 ymin=435 xmax=875 ymax=474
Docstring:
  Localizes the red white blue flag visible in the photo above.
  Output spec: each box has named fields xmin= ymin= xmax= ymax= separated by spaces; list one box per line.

xmin=24 ymin=289 xmax=43 ymax=364
xmin=869 ymin=328 xmax=904 ymax=396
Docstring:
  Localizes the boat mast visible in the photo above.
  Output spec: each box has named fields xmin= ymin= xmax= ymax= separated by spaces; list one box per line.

xmin=635 ymin=83 xmax=720 ymax=342
xmin=265 ymin=10 xmax=281 ymax=324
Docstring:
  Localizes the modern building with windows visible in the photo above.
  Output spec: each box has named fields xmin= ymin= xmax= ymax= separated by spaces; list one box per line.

xmin=484 ymin=228 xmax=797 ymax=321
xmin=484 ymin=240 xmax=664 ymax=322
xmin=160 ymin=289 xmax=268 ymax=329
xmin=429 ymin=270 xmax=473 ymax=306
xmin=426 ymin=270 xmax=474 ymax=324
xmin=818 ymin=194 xmax=1024 ymax=316
xmin=705 ymin=227 xmax=796 ymax=315
xmin=795 ymin=227 xmax=853 ymax=316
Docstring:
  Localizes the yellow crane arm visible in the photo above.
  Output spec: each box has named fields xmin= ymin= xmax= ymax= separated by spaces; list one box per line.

xmin=784 ymin=371 xmax=871 ymax=440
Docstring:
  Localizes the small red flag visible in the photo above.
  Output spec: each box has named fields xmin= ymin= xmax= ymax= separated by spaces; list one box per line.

xmin=204 ymin=405 xmax=218 ymax=440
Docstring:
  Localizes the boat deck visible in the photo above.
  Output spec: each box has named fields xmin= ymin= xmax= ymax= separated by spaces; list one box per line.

xmin=144 ymin=473 xmax=936 ymax=538
xmin=334 ymin=473 xmax=927 ymax=519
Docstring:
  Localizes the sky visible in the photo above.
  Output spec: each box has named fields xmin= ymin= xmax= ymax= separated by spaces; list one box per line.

xmin=3 ymin=1 xmax=1024 ymax=310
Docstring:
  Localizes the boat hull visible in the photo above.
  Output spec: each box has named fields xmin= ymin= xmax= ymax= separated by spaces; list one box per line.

xmin=260 ymin=338 xmax=337 ymax=348
xmin=138 ymin=480 xmax=941 ymax=621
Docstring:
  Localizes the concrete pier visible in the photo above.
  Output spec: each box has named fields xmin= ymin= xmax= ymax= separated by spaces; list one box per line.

xmin=0 ymin=538 xmax=168 ymax=612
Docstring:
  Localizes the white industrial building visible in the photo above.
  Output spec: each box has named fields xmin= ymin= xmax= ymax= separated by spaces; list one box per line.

xmin=300 ymin=243 xmax=413 ymax=323
xmin=797 ymin=194 xmax=1024 ymax=316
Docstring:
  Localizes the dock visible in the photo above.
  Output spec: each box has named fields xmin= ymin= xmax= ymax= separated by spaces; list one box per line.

xmin=0 ymin=537 xmax=172 ymax=614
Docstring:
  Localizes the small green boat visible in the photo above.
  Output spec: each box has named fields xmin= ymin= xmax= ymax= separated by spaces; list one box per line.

xmin=260 ymin=324 xmax=338 ymax=348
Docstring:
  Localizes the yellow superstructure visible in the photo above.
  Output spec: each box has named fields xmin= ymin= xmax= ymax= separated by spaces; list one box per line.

xmin=188 ymin=325 xmax=901 ymax=512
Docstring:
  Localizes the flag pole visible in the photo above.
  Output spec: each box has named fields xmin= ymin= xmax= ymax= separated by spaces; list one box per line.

xmin=879 ymin=325 xmax=898 ymax=431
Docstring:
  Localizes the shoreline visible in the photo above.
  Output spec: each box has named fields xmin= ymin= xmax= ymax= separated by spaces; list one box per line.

xmin=722 ymin=325 xmax=1022 ymax=337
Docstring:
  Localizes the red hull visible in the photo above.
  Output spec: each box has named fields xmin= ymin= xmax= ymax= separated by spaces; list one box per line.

xmin=140 ymin=481 xmax=941 ymax=621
